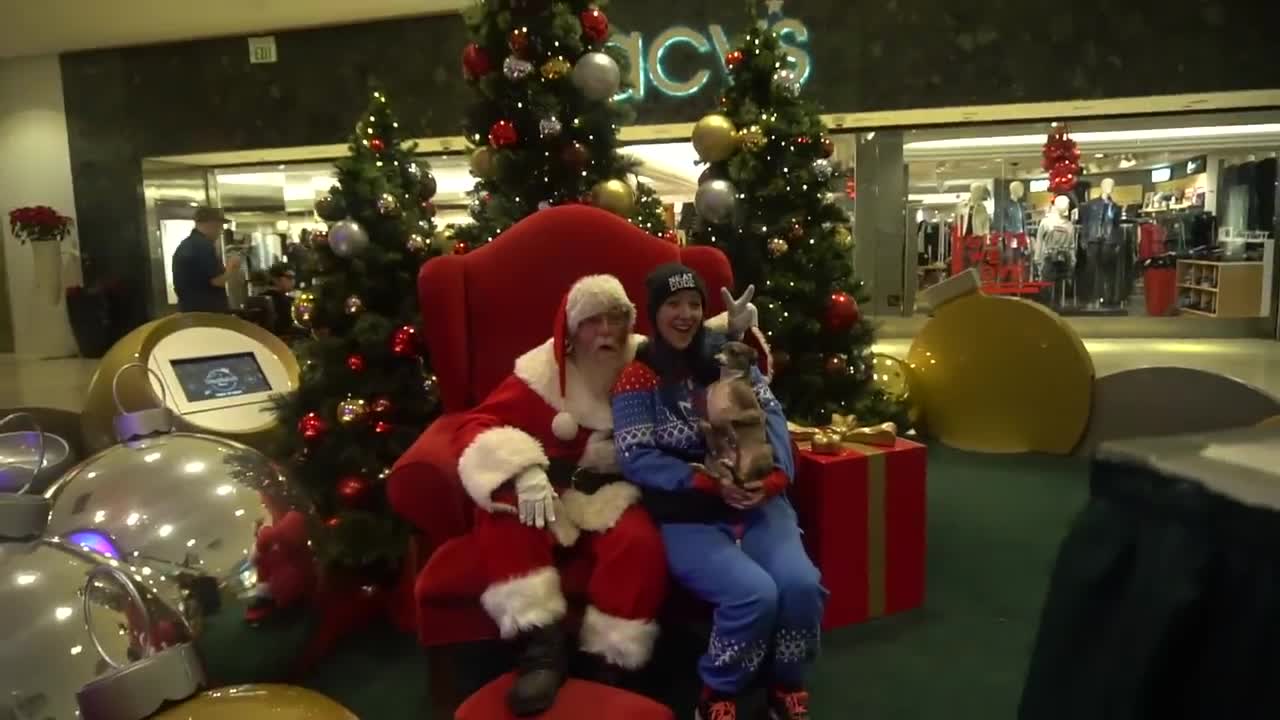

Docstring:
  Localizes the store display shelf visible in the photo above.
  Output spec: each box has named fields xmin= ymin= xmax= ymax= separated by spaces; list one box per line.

xmin=1178 ymin=284 xmax=1218 ymax=293
xmin=1175 ymin=259 xmax=1264 ymax=318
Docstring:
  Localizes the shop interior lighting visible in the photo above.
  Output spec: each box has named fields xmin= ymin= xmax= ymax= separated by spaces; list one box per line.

xmin=904 ymin=123 xmax=1280 ymax=150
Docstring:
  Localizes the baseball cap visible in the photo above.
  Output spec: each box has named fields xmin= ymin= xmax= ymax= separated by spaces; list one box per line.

xmin=193 ymin=206 xmax=228 ymax=224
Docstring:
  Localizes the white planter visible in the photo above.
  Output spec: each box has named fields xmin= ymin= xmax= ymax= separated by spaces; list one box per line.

xmin=31 ymin=241 xmax=62 ymax=305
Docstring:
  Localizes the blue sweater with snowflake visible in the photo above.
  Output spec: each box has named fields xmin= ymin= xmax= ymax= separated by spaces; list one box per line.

xmin=611 ymin=335 xmax=794 ymax=524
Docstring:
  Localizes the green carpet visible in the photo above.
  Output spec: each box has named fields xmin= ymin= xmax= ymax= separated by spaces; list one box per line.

xmin=199 ymin=445 xmax=1090 ymax=718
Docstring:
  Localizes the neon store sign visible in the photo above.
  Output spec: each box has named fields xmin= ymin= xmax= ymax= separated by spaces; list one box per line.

xmin=608 ymin=18 xmax=813 ymax=101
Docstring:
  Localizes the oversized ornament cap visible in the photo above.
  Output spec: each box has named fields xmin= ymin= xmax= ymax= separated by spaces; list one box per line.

xmin=0 ymin=412 xmax=51 ymax=540
xmin=77 ymin=565 xmax=207 ymax=720
xmin=111 ymin=363 xmax=176 ymax=443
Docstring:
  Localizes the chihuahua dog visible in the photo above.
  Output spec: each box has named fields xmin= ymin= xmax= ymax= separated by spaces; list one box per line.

xmin=692 ymin=342 xmax=775 ymax=488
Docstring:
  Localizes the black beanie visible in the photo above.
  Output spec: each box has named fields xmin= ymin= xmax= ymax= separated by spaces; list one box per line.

xmin=644 ymin=263 xmax=707 ymax=324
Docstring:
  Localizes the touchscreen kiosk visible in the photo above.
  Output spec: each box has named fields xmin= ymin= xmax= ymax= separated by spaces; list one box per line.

xmin=81 ymin=313 xmax=299 ymax=453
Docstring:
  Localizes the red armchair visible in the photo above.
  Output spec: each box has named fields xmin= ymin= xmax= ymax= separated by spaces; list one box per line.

xmin=387 ymin=205 xmax=740 ymax=650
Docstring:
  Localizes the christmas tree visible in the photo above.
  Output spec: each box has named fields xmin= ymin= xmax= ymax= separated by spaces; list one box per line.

xmin=688 ymin=7 xmax=902 ymax=427
xmin=451 ymin=0 xmax=669 ymax=249
xmin=273 ymin=90 xmax=441 ymax=573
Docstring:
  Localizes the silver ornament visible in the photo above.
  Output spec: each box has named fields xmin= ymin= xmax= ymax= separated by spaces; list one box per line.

xmin=469 ymin=199 xmax=484 ymax=219
xmin=695 ymin=179 xmax=739 ymax=225
xmin=377 ymin=192 xmax=400 ymax=216
xmin=0 ymin=428 xmax=74 ymax=493
xmin=329 ymin=218 xmax=370 ymax=258
xmin=0 ymin=536 xmax=194 ymax=720
xmin=539 ymin=116 xmax=563 ymax=139
xmin=405 ymin=161 xmax=422 ymax=179
xmin=772 ymin=68 xmax=801 ymax=97
xmin=44 ymin=432 xmax=305 ymax=635
xmin=406 ymin=233 xmax=428 ymax=252
xmin=504 ymin=56 xmax=535 ymax=81
xmin=417 ymin=219 xmax=434 ymax=235
xmin=571 ymin=51 xmax=622 ymax=102
xmin=812 ymin=158 xmax=834 ymax=182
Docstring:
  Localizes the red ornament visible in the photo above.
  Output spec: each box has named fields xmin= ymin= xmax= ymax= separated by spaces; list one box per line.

xmin=462 ymin=43 xmax=493 ymax=80
xmin=391 ymin=325 xmax=420 ymax=357
xmin=371 ymin=396 xmax=394 ymax=416
xmin=725 ymin=50 xmax=745 ymax=70
xmin=789 ymin=223 xmax=806 ymax=241
xmin=845 ymin=178 xmax=857 ymax=199
xmin=561 ymin=141 xmax=590 ymax=172
xmin=579 ymin=8 xmax=610 ymax=44
xmin=824 ymin=291 xmax=861 ymax=333
xmin=324 ymin=516 xmax=342 ymax=530
xmin=489 ymin=119 xmax=519 ymax=148
xmin=509 ymin=27 xmax=532 ymax=57
xmin=336 ymin=475 xmax=371 ymax=507
xmin=452 ymin=240 xmax=470 ymax=255
xmin=298 ymin=412 xmax=328 ymax=442
xmin=374 ymin=421 xmax=393 ymax=435
xmin=347 ymin=353 xmax=366 ymax=372
xmin=420 ymin=200 xmax=437 ymax=217
xmin=796 ymin=136 xmax=813 ymax=146
xmin=660 ymin=230 xmax=679 ymax=244
xmin=368 ymin=137 xmax=385 ymax=153
xmin=820 ymin=136 xmax=835 ymax=158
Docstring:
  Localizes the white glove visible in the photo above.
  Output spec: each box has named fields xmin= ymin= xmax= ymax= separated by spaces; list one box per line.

xmin=493 ymin=466 xmax=558 ymax=529
xmin=722 ymin=285 xmax=759 ymax=340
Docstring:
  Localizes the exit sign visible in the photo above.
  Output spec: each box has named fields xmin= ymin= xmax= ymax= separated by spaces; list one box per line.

xmin=248 ymin=36 xmax=278 ymax=64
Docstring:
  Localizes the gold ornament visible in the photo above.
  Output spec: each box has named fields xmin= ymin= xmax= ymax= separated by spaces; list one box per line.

xmin=692 ymin=114 xmax=739 ymax=162
xmin=869 ymin=353 xmax=910 ymax=402
xmin=824 ymin=354 xmax=849 ymax=376
xmin=737 ymin=125 xmax=766 ymax=152
xmin=592 ymin=179 xmax=635 ymax=216
xmin=336 ymin=397 xmax=369 ymax=425
xmin=541 ymin=56 xmax=572 ymax=80
xmin=343 ymin=295 xmax=364 ymax=316
xmin=767 ymin=237 xmax=789 ymax=258
xmin=834 ymin=225 xmax=854 ymax=249
xmin=291 ymin=292 xmax=316 ymax=329
xmin=470 ymin=147 xmax=497 ymax=179
xmin=150 ymin=684 xmax=358 ymax=719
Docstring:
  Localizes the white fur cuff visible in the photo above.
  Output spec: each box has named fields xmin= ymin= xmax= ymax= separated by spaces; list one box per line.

xmin=560 ymin=482 xmax=640 ymax=533
xmin=480 ymin=567 xmax=567 ymax=639
xmin=580 ymin=605 xmax=659 ymax=670
xmin=457 ymin=426 xmax=548 ymax=507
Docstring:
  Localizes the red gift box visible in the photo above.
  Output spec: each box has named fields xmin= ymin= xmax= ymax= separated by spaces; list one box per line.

xmin=791 ymin=438 xmax=927 ymax=630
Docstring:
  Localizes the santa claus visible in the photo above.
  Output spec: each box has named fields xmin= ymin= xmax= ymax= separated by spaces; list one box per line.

xmin=452 ymin=274 xmax=662 ymax=716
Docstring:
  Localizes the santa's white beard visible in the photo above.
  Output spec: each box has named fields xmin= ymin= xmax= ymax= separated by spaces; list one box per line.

xmin=571 ymin=349 xmax=627 ymax=398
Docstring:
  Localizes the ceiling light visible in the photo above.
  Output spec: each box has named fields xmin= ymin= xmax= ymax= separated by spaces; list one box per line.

xmin=1094 ymin=153 xmax=1106 ymax=158
xmin=904 ymin=123 xmax=1280 ymax=150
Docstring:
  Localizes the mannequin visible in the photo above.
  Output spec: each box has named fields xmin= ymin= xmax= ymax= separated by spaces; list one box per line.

xmin=957 ymin=183 xmax=991 ymax=237
xmin=999 ymin=181 xmax=1029 ymax=234
xmin=1081 ymin=178 xmax=1123 ymax=306
xmin=1036 ymin=195 xmax=1078 ymax=307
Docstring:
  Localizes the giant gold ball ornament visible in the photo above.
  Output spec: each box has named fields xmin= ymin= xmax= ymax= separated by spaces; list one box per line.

xmin=692 ymin=114 xmax=739 ymax=162
xmin=150 ymin=684 xmax=358 ymax=719
xmin=43 ymin=433 xmax=305 ymax=634
xmin=869 ymin=353 xmax=911 ymax=402
xmin=0 ymin=538 xmax=193 ymax=720
xmin=328 ymin=219 xmax=370 ymax=258
xmin=470 ymin=147 xmax=497 ymax=179
xmin=336 ymin=397 xmax=369 ymax=425
xmin=291 ymin=291 xmax=316 ymax=329
xmin=592 ymin=179 xmax=635 ymax=217
xmin=907 ymin=271 xmax=1094 ymax=454
xmin=737 ymin=125 xmax=767 ymax=152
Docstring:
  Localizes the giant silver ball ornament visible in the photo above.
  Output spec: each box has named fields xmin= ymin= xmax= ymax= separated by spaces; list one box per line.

xmin=328 ymin=219 xmax=370 ymax=258
xmin=43 ymin=433 xmax=305 ymax=634
xmin=571 ymin=52 xmax=621 ymax=102
xmin=0 ymin=538 xmax=192 ymax=720
xmin=695 ymin=179 xmax=739 ymax=225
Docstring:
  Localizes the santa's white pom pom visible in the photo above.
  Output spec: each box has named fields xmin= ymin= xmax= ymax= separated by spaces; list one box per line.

xmin=552 ymin=412 xmax=580 ymax=441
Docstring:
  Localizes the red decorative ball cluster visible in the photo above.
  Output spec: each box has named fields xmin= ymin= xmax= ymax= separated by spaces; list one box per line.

xmin=8 ymin=205 xmax=73 ymax=243
xmin=1041 ymin=125 xmax=1081 ymax=195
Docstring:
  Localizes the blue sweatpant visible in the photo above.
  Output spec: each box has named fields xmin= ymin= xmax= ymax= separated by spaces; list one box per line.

xmin=661 ymin=497 xmax=826 ymax=693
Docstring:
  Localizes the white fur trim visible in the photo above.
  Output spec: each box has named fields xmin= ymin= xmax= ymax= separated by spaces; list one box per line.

xmin=480 ymin=567 xmax=567 ymax=639
xmin=580 ymin=605 xmax=659 ymax=670
xmin=457 ymin=426 xmax=549 ymax=507
xmin=514 ymin=334 xmax=644 ymax=431
xmin=566 ymin=275 xmax=636 ymax=333
xmin=560 ymin=482 xmax=640 ymax=533
xmin=552 ymin=411 xmax=579 ymax=441
xmin=579 ymin=430 xmax=619 ymax=473
xmin=705 ymin=312 xmax=774 ymax=384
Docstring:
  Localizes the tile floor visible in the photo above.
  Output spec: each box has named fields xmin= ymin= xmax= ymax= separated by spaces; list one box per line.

xmin=1 ymin=338 xmax=1279 ymax=414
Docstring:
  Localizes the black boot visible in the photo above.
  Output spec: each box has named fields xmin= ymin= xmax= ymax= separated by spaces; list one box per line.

xmin=507 ymin=625 xmax=568 ymax=716
xmin=581 ymin=654 xmax=628 ymax=689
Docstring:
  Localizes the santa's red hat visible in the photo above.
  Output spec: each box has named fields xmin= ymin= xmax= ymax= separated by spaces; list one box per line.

xmin=550 ymin=274 xmax=635 ymax=440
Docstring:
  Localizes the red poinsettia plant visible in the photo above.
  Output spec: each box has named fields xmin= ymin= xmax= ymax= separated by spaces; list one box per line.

xmin=8 ymin=205 xmax=74 ymax=244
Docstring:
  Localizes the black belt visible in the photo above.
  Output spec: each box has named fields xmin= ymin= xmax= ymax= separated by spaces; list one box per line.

xmin=547 ymin=458 xmax=622 ymax=495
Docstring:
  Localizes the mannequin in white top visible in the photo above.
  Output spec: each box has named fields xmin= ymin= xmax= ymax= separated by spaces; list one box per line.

xmin=957 ymin=183 xmax=991 ymax=237
xmin=1036 ymin=195 xmax=1078 ymax=305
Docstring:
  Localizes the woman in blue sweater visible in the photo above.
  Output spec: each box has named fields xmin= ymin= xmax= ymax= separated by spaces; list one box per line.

xmin=611 ymin=264 xmax=824 ymax=720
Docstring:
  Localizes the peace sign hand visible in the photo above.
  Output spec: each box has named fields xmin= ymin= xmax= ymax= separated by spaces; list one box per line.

xmin=721 ymin=285 xmax=758 ymax=340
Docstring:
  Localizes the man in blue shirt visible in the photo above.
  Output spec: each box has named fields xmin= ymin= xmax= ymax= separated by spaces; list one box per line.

xmin=173 ymin=206 xmax=239 ymax=312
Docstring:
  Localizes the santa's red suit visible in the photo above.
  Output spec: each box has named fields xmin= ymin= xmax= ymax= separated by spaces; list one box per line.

xmin=452 ymin=275 xmax=667 ymax=672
